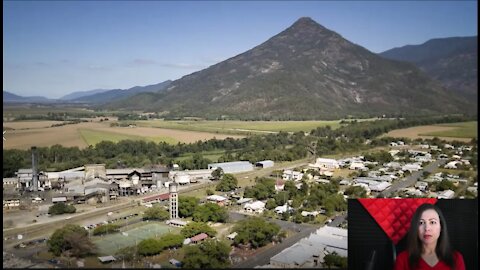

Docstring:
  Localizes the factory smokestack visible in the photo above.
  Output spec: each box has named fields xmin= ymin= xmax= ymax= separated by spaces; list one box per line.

xmin=31 ymin=146 xmax=38 ymax=192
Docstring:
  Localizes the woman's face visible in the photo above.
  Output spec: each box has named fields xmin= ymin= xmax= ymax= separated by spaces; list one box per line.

xmin=418 ymin=209 xmax=442 ymax=246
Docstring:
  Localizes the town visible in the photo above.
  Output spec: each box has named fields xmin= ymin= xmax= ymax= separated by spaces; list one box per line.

xmin=3 ymin=137 xmax=477 ymax=268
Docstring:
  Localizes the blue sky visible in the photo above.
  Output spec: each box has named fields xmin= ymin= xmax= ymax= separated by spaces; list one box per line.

xmin=3 ymin=1 xmax=477 ymax=99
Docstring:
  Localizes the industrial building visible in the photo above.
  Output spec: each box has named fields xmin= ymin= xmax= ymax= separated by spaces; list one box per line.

xmin=207 ymin=161 xmax=254 ymax=174
xmin=269 ymin=226 xmax=347 ymax=268
xmin=308 ymin=158 xmax=340 ymax=170
xmin=255 ymin=160 xmax=274 ymax=168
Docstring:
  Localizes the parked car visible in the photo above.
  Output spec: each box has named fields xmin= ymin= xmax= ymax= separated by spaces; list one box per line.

xmin=48 ymin=259 xmax=59 ymax=264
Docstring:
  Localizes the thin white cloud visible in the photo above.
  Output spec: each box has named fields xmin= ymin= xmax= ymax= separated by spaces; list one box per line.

xmin=86 ymin=65 xmax=110 ymax=71
xmin=160 ymin=63 xmax=206 ymax=69
xmin=129 ymin=58 xmax=158 ymax=66
xmin=34 ymin=61 xmax=49 ymax=66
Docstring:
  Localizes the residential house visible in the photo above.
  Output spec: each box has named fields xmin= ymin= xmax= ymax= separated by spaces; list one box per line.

xmin=437 ymin=189 xmax=455 ymax=199
xmin=283 ymin=170 xmax=304 ymax=181
xmin=274 ymin=204 xmax=293 ymax=214
xmin=206 ymin=194 xmax=229 ymax=206
xmin=190 ymin=233 xmax=209 ymax=244
xmin=244 ymin=201 xmax=266 ymax=214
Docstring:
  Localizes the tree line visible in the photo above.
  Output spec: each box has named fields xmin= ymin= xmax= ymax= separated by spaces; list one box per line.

xmin=3 ymin=115 xmax=474 ymax=177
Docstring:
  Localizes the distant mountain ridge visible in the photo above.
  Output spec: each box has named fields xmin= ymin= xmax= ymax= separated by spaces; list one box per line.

xmin=105 ymin=17 xmax=472 ymax=119
xmin=3 ymin=91 xmax=53 ymax=103
xmin=72 ymin=80 xmax=172 ymax=103
xmin=60 ymin=89 xmax=111 ymax=100
xmin=4 ymin=80 xmax=172 ymax=104
xmin=380 ymin=36 xmax=477 ymax=101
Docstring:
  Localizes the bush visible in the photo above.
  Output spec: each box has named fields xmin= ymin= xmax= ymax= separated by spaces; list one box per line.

xmin=47 ymin=224 xmax=95 ymax=257
xmin=192 ymin=203 xmax=228 ymax=223
xmin=137 ymin=239 xmax=163 ymax=256
xmin=93 ymin=224 xmax=120 ymax=236
xmin=137 ymin=234 xmax=184 ymax=257
xmin=48 ymin=203 xmax=76 ymax=215
xmin=232 ymin=217 xmax=280 ymax=248
xmin=181 ymin=222 xmax=216 ymax=238
xmin=143 ymin=206 xmax=169 ymax=221
xmin=182 ymin=239 xmax=231 ymax=268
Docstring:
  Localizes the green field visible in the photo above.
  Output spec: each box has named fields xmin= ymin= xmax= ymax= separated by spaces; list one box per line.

xmin=93 ymin=222 xmax=178 ymax=255
xmin=79 ymin=129 xmax=178 ymax=146
xmin=419 ymin=121 xmax=477 ymax=138
xmin=133 ymin=120 xmax=344 ymax=134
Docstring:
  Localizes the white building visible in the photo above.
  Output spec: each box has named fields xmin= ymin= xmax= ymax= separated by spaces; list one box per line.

xmin=309 ymin=158 xmax=339 ymax=170
xmin=269 ymin=226 xmax=347 ymax=268
xmin=206 ymin=195 xmax=228 ymax=203
xmin=255 ymin=160 xmax=274 ymax=168
xmin=274 ymin=204 xmax=293 ymax=214
xmin=169 ymin=169 xmax=212 ymax=183
xmin=244 ymin=201 xmax=266 ymax=214
xmin=208 ymin=161 xmax=254 ymax=174
xmin=402 ymin=163 xmax=422 ymax=172
xmin=283 ymin=170 xmax=304 ymax=181
xmin=437 ymin=189 xmax=455 ymax=199
xmin=444 ymin=144 xmax=455 ymax=149
xmin=415 ymin=181 xmax=429 ymax=191
xmin=370 ymin=182 xmax=391 ymax=192
xmin=349 ymin=162 xmax=367 ymax=171
xmin=444 ymin=161 xmax=460 ymax=169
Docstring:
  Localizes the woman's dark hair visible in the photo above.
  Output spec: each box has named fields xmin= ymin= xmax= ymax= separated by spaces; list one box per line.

xmin=406 ymin=203 xmax=455 ymax=269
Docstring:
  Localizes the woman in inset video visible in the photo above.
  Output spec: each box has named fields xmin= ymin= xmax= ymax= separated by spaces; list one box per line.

xmin=393 ymin=203 xmax=465 ymax=270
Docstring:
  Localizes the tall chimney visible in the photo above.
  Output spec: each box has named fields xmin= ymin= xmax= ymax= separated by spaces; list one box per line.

xmin=31 ymin=146 xmax=38 ymax=192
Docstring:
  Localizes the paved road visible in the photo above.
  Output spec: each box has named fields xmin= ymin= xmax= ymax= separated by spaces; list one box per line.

xmin=380 ymin=159 xmax=447 ymax=197
xmin=328 ymin=212 xmax=347 ymax=227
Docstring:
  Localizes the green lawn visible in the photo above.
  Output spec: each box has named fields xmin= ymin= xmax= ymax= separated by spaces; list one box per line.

xmin=133 ymin=120 xmax=344 ymax=134
xmin=79 ymin=129 xmax=178 ymax=146
xmin=93 ymin=222 xmax=179 ymax=255
xmin=419 ymin=121 xmax=477 ymax=138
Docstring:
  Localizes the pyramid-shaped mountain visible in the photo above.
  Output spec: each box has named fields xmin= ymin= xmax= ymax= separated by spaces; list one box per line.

xmin=107 ymin=17 xmax=472 ymax=119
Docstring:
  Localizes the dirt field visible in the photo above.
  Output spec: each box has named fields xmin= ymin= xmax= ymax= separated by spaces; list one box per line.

xmin=91 ymin=126 xmax=244 ymax=143
xmin=3 ymin=121 xmax=65 ymax=130
xmin=3 ymin=121 xmax=245 ymax=150
xmin=384 ymin=125 xmax=472 ymax=142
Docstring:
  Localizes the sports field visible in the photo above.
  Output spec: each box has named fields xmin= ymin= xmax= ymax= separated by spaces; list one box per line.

xmin=93 ymin=222 xmax=179 ymax=255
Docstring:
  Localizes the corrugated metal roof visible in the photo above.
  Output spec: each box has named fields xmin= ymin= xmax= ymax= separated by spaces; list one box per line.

xmin=98 ymin=256 xmax=116 ymax=262
xmin=143 ymin=193 xmax=170 ymax=202
xmin=190 ymin=233 xmax=208 ymax=242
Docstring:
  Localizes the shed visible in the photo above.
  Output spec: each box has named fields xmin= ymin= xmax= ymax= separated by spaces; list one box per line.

xmin=190 ymin=233 xmax=208 ymax=243
xmin=166 ymin=219 xmax=187 ymax=228
xmin=255 ymin=160 xmax=274 ymax=168
xmin=98 ymin=255 xmax=116 ymax=263
xmin=236 ymin=198 xmax=253 ymax=205
xmin=52 ymin=197 xmax=67 ymax=203
xmin=206 ymin=195 xmax=228 ymax=202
